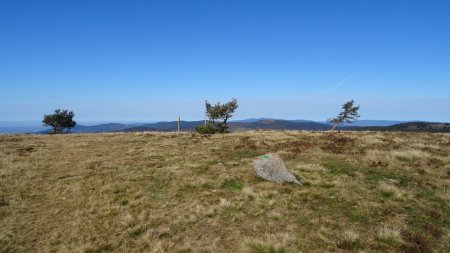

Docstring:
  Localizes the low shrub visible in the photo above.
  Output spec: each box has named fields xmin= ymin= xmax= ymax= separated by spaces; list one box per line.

xmin=195 ymin=124 xmax=217 ymax=134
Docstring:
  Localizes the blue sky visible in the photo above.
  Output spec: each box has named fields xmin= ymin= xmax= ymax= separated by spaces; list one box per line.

xmin=1 ymin=0 xmax=449 ymax=122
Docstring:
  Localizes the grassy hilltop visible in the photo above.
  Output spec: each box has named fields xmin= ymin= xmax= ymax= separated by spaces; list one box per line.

xmin=0 ymin=131 xmax=449 ymax=252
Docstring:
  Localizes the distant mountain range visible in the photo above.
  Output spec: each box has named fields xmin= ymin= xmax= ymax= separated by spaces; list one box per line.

xmin=348 ymin=122 xmax=450 ymax=133
xmin=4 ymin=119 xmax=443 ymax=134
xmin=229 ymin=119 xmax=330 ymax=131
xmin=228 ymin=120 xmax=449 ymax=133
xmin=335 ymin=120 xmax=408 ymax=127
xmin=0 ymin=119 xmax=448 ymax=134
xmin=230 ymin=119 xmax=408 ymax=127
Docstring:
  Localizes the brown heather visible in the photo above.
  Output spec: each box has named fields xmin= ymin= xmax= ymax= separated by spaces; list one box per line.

xmin=0 ymin=131 xmax=449 ymax=252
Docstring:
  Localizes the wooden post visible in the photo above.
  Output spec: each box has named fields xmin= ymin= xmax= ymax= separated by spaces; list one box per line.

xmin=177 ymin=116 xmax=180 ymax=132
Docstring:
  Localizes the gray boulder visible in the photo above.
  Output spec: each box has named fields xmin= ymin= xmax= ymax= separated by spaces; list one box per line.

xmin=252 ymin=153 xmax=301 ymax=185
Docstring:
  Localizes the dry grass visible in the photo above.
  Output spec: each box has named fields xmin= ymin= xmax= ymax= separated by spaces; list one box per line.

xmin=377 ymin=224 xmax=403 ymax=245
xmin=0 ymin=130 xmax=449 ymax=252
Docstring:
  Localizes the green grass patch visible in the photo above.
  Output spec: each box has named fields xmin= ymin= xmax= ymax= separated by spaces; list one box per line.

xmin=129 ymin=227 xmax=146 ymax=238
xmin=221 ymin=180 xmax=244 ymax=191
xmin=234 ymin=149 xmax=263 ymax=159
xmin=381 ymin=191 xmax=394 ymax=198
xmin=206 ymin=160 xmax=219 ymax=165
xmin=363 ymin=168 xmax=397 ymax=183
xmin=395 ymin=155 xmax=411 ymax=162
xmin=322 ymin=160 xmax=357 ymax=176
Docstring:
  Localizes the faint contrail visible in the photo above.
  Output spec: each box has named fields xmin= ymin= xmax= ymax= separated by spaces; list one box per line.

xmin=323 ymin=72 xmax=355 ymax=94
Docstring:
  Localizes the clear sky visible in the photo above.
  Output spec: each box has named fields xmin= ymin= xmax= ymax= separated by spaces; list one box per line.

xmin=1 ymin=0 xmax=449 ymax=122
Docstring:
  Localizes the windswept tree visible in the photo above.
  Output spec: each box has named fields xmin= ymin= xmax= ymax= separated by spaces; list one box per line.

xmin=328 ymin=99 xmax=360 ymax=131
xmin=43 ymin=109 xmax=76 ymax=134
xmin=204 ymin=98 xmax=238 ymax=132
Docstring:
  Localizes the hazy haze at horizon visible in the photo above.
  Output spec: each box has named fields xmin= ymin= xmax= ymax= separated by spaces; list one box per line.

xmin=1 ymin=0 xmax=449 ymax=122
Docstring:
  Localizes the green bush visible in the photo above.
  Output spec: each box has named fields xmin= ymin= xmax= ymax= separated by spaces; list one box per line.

xmin=195 ymin=124 xmax=217 ymax=134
